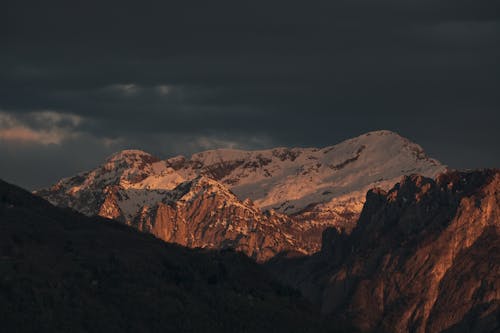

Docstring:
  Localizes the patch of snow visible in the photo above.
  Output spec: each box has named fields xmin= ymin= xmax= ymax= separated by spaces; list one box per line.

xmin=38 ymin=130 xmax=446 ymax=221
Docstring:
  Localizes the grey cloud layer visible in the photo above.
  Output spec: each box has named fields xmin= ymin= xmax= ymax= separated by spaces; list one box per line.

xmin=2 ymin=0 xmax=499 ymax=188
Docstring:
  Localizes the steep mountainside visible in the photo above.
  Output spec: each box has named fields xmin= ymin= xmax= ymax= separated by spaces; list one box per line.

xmin=268 ymin=169 xmax=500 ymax=333
xmin=37 ymin=130 xmax=445 ymax=259
xmin=0 ymin=179 xmax=335 ymax=333
xmin=120 ymin=176 xmax=313 ymax=261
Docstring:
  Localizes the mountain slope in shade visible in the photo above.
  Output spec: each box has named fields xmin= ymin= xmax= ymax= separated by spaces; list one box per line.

xmin=0 ymin=179 xmax=335 ymax=333
xmin=267 ymin=169 xmax=500 ymax=333
xmin=36 ymin=130 xmax=445 ymax=259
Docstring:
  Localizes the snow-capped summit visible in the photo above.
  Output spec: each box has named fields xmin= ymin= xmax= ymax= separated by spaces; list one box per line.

xmin=36 ymin=130 xmax=446 ymax=259
xmin=157 ymin=130 xmax=444 ymax=215
xmin=105 ymin=149 xmax=158 ymax=164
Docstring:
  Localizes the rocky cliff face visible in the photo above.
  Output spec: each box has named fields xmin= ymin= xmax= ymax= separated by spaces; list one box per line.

xmin=268 ymin=169 xmax=500 ymax=333
xmin=36 ymin=131 xmax=445 ymax=260
xmin=126 ymin=176 xmax=308 ymax=262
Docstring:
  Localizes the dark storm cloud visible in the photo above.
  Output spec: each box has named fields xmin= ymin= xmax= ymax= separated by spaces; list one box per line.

xmin=2 ymin=0 xmax=499 ymax=189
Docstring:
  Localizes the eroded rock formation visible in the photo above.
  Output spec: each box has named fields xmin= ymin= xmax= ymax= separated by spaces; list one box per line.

xmin=268 ymin=169 xmax=500 ymax=333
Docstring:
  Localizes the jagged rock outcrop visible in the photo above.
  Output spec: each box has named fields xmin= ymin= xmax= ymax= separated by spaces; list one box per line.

xmin=127 ymin=176 xmax=308 ymax=261
xmin=36 ymin=131 xmax=445 ymax=260
xmin=268 ymin=169 xmax=500 ymax=333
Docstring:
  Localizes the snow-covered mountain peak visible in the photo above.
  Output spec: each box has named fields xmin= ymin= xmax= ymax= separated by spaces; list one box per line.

xmin=360 ymin=129 xmax=400 ymax=136
xmin=37 ymin=130 xmax=447 ymax=254
xmin=160 ymin=130 xmax=444 ymax=214
xmin=175 ymin=131 xmax=433 ymax=173
xmin=41 ymin=131 xmax=445 ymax=210
xmin=190 ymin=149 xmax=248 ymax=164
xmin=105 ymin=149 xmax=159 ymax=166
xmin=37 ymin=131 xmax=446 ymax=259
xmin=166 ymin=175 xmax=248 ymax=209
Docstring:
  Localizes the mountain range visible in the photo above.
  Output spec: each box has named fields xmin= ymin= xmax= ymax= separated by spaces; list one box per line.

xmin=2 ymin=130 xmax=499 ymax=332
xmin=36 ymin=130 xmax=445 ymax=261
xmin=3 ymin=167 xmax=498 ymax=332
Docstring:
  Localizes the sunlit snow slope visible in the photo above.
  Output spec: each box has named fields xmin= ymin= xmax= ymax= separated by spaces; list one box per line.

xmin=37 ymin=130 xmax=446 ymax=259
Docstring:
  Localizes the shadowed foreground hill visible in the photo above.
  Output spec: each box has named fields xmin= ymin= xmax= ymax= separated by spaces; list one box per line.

xmin=0 ymin=179 xmax=337 ymax=333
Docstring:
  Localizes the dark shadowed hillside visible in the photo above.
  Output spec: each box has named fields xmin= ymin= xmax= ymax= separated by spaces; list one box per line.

xmin=0 ymin=179 xmax=341 ymax=333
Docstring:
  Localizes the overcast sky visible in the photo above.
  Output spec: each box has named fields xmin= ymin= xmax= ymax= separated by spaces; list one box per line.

xmin=2 ymin=0 xmax=499 ymax=189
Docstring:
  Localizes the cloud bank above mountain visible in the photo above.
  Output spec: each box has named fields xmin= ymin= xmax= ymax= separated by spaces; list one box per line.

xmin=2 ymin=0 xmax=499 ymax=188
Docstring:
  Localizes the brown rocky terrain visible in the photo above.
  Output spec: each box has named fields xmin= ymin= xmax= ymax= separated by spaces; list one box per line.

xmin=121 ymin=176 xmax=312 ymax=262
xmin=268 ymin=169 xmax=500 ymax=333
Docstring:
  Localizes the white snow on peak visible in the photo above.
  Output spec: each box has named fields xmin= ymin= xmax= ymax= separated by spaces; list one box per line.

xmin=41 ymin=130 xmax=446 ymax=217
xmin=105 ymin=149 xmax=157 ymax=163
xmin=190 ymin=149 xmax=250 ymax=164
xmin=159 ymin=130 xmax=444 ymax=213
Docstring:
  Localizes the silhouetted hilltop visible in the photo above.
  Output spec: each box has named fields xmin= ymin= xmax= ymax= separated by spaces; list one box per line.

xmin=0 ymin=179 xmax=337 ymax=333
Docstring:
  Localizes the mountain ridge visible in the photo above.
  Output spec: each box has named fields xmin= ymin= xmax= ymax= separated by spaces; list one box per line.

xmin=267 ymin=169 xmax=500 ymax=333
xmin=36 ymin=130 xmax=446 ymax=260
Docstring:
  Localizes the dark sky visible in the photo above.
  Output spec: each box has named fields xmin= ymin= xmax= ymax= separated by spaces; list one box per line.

xmin=2 ymin=0 xmax=499 ymax=189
